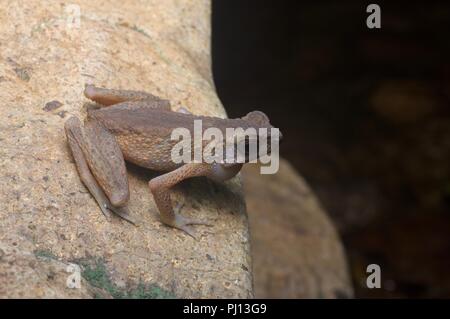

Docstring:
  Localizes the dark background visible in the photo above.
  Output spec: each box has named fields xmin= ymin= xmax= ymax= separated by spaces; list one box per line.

xmin=212 ymin=0 xmax=450 ymax=298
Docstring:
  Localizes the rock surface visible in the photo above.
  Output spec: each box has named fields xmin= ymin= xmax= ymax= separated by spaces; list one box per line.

xmin=0 ymin=0 xmax=353 ymax=299
xmin=242 ymin=159 xmax=353 ymax=298
xmin=0 ymin=0 xmax=252 ymax=298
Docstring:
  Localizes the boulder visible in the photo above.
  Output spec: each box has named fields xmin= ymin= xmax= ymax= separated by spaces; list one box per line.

xmin=0 ymin=0 xmax=352 ymax=299
xmin=0 ymin=0 xmax=251 ymax=298
xmin=242 ymin=159 xmax=353 ymax=298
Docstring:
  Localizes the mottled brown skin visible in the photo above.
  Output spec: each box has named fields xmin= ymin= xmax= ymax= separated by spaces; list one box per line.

xmin=65 ymin=85 xmax=277 ymax=238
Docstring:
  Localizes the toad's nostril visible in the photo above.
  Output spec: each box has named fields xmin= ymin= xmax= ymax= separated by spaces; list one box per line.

xmin=277 ymin=130 xmax=283 ymax=142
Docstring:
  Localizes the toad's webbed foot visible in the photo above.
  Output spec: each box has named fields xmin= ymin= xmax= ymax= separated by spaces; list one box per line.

xmin=162 ymin=202 xmax=212 ymax=239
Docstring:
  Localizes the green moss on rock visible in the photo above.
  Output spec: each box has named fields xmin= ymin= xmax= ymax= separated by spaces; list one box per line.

xmin=80 ymin=258 xmax=176 ymax=299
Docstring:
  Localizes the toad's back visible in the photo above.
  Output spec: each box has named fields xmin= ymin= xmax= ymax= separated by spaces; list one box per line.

xmin=88 ymin=106 xmax=250 ymax=172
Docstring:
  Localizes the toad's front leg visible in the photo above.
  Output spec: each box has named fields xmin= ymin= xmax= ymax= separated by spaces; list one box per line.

xmin=148 ymin=162 xmax=243 ymax=239
xmin=148 ymin=163 xmax=214 ymax=239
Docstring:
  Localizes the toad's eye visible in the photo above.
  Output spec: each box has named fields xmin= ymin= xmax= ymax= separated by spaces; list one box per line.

xmin=243 ymin=111 xmax=270 ymax=126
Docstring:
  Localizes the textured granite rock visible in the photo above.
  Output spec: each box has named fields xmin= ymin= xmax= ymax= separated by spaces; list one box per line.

xmin=0 ymin=0 xmax=252 ymax=298
xmin=0 ymin=236 xmax=94 ymax=298
xmin=242 ymin=159 xmax=353 ymax=298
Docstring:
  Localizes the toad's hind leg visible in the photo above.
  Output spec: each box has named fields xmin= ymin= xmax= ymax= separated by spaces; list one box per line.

xmin=84 ymin=84 xmax=171 ymax=110
xmin=64 ymin=116 xmax=136 ymax=224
